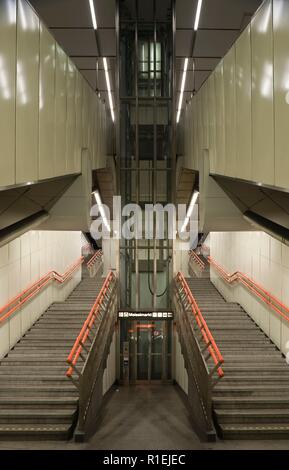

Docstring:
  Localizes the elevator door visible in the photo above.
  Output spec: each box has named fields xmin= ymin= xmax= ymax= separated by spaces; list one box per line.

xmin=120 ymin=320 xmax=172 ymax=383
xmin=137 ymin=321 xmax=164 ymax=381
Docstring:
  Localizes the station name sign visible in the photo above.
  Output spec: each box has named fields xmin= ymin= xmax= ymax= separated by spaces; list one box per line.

xmin=118 ymin=311 xmax=174 ymax=319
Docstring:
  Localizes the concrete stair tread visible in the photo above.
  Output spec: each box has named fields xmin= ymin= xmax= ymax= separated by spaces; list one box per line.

xmin=0 ymin=397 xmax=78 ymax=404
xmin=219 ymin=423 xmax=289 ymax=439
xmin=0 ymin=423 xmax=72 ymax=438
xmin=0 ymin=270 xmax=113 ymax=440
xmin=215 ymin=409 xmax=289 ymax=417
xmin=185 ymin=275 xmax=289 ymax=439
xmin=0 ymin=409 xmax=76 ymax=417
xmin=214 ymin=397 xmax=289 ymax=404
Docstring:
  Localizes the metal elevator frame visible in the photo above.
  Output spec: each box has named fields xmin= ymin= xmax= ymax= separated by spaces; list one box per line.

xmin=116 ymin=0 xmax=176 ymax=313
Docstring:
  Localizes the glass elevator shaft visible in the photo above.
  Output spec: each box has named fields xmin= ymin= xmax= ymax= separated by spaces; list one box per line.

xmin=116 ymin=0 xmax=176 ymax=311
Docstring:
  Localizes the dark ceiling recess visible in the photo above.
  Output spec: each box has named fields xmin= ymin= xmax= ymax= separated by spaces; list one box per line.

xmin=213 ymin=174 xmax=289 ymax=234
xmin=29 ymin=0 xmax=262 ymax=117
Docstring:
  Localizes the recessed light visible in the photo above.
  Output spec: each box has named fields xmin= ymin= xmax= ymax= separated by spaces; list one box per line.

xmin=89 ymin=0 xmax=97 ymax=30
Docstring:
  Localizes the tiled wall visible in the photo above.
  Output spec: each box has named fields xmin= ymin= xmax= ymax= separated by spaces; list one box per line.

xmin=183 ymin=0 xmax=289 ymax=191
xmin=210 ymin=231 xmax=289 ymax=355
xmin=0 ymin=0 xmax=107 ymax=188
xmin=0 ymin=230 xmax=82 ymax=359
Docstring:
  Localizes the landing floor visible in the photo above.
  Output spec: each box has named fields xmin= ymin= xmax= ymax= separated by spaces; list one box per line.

xmin=0 ymin=385 xmax=289 ymax=450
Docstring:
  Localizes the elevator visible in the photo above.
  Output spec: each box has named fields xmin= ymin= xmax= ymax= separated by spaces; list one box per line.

xmin=116 ymin=0 xmax=176 ymax=313
xmin=119 ymin=317 xmax=173 ymax=383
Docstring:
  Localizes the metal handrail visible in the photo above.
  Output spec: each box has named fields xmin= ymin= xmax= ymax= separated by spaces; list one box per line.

xmin=66 ymin=271 xmax=116 ymax=379
xmin=189 ymin=250 xmax=205 ymax=271
xmin=175 ymin=271 xmax=224 ymax=378
xmin=0 ymin=257 xmax=84 ymax=325
xmin=208 ymin=256 xmax=289 ymax=324
xmin=87 ymin=250 xmax=103 ymax=269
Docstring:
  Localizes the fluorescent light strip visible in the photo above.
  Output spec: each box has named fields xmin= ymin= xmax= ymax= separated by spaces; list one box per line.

xmin=194 ymin=0 xmax=203 ymax=31
xmin=181 ymin=190 xmax=199 ymax=232
xmin=103 ymin=57 xmax=115 ymax=123
xmin=176 ymin=58 xmax=188 ymax=123
xmin=89 ymin=0 xmax=98 ymax=30
xmin=93 ymin=191 xmax=111 ymax=232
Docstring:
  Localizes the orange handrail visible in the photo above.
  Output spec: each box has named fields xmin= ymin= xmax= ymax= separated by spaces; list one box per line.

xmin=66 ymin=271 xmax=115 ymax=378
xmin=0 ymin=257 xmax=84 ymax=325
xmin=208 ymin=256 xmax=289 ymax=324
xmin=87 ymin=249 xmax=102 ymax=269
xmin=189 ymin=250 xmax=205 ymax=270
xmin=176 ymin=271 xmax=224 ymax=378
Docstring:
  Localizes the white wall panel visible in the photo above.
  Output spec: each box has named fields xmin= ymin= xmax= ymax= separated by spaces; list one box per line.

xmin=210 ymin=230 xmax=289 ymax=355
xmin=202 ymin=82 xmax=209 ymax=150
xmin=251 ymin=0 xmax=274 ymax=185
xmin=75 ymin=71 xmax=83 ymax=173
xmin=273 ymin=0 xmax=289 ymax=189
xmin=235 ymin=25 xmax=252 ymax=181
xmin=54 ymin=44 xmax=67 ymax=176
xmin=66 ymin=60 xmax=77 ymax=173
xmin=208 ymin=74 xmax=217 ymax=172
xmin=214 ymin=62 xmax=226 ymax=175
xmin=0 ymin=0 xmax=16 ymax=186
xmin=0 ymin=230 xmax=82 ymax=360
xmin=223 ymin=46 xmax=236 ymax=178
xmin=39 ymin=26 xmax=55 ymax=180
xmin=16 ymin=0 xmax=39 ymax=183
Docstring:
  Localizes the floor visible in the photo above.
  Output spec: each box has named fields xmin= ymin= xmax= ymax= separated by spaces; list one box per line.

xmin=0 ymin=385 xmax=289 ymax=450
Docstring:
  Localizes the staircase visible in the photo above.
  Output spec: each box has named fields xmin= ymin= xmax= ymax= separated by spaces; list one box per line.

xmin=0 ymin=269 xmax=104 ymax=441
xmin=186 ymin=277 xmax=289 ymax=440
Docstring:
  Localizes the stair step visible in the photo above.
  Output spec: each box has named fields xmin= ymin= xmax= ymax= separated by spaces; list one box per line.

xmin=215 ymin=409 xmax=289 ymax=424
xmin=214 ymin=397 xmax=289 ymax=409
xmin=219 ymin=423 xmax=289 ymax=440
xmin=0 ymin=424 xmax=72 ymax=441
xmin=0 ymin=409 xmax=76 ymax=424
xmin=214 ymin=385 xmax=289 ymax=396
xmin=223 ymin=355 xmax=282 ymax=362
xmin=0 ymin=386 xmax=77 ymax=397
xmin=0 ymin=397 xmax=78 ymax=410
xmin=0 ymin=376 xmax=70 ymax=383
xmin=185 ymin=275 xmax=289 ymax=439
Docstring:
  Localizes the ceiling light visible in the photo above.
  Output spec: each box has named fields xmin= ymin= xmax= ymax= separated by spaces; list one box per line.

xmin=181 ymin=190 xmax=199 ymax=232
xmin=103 ymin=57 xmax=115 ymax=123
xmin=93 ymin=191 xmax=111 ymax=232
xmin=194 ymin=0 xmax=203 ymax=31
xmin=89 ymin=0 xmax=97 ymax=30
xmin=176 ymin=58 xmax=188 ymax=123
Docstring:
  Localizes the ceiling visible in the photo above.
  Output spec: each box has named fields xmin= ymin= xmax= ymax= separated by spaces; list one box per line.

xmin=29 ymin=0 xmax=263 ymax=119
xmin=176 ymin=0 xmax=262 ymax=106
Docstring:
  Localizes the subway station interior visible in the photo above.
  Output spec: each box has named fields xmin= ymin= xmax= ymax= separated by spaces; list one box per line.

xmin=2 ymin=0 xmax=289 ymax=452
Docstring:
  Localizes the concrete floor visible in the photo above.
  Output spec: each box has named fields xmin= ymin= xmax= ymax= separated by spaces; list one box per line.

xmin=0 ymin=385 xmax=289 ymax=450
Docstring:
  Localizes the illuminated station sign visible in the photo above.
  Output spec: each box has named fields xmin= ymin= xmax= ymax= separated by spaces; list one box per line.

xmin=118 ymin=311 xmax=174 ymax=319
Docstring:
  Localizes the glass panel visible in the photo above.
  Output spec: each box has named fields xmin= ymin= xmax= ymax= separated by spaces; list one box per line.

xmin=151 ymin=321 xmax=163 ymax=353
xmin=151 ymin=355 xmax=162 ymax=380
xmin=137 ymin=324 xmax=149 ymax=354
xmin=137 ymin=354 xmax=149 ymax=380
xmin=119 ymin=320 xmax=172 ymax=382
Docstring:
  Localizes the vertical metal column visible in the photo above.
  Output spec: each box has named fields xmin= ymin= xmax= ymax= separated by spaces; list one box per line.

xmin=153 ymin=0 xmax=157 ymax=310
xmin=135 ymin=0 xmax=140 ymax=311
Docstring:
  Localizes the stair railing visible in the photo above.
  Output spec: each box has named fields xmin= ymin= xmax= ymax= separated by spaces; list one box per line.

xmin=189 ymin=250 xmax=205 ymax=271
xmin=0 ymin=257 xmax=84 ymax=325
xmin=66 ymin=271 xmax=118 ymax=440
xmin=188 ymin=250 xmax=206 ymax=279
xmin=86 ymin=249 xmax=103 ymax=277
xmin=208 ymin=256 xmax=289 ymax=324
xmin=173 ymin=271 xmax=224 ymax=440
